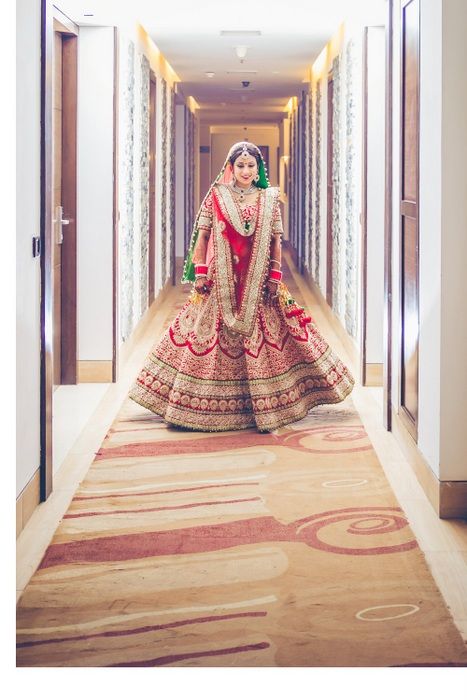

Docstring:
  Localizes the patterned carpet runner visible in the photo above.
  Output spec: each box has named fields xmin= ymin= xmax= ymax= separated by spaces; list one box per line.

xmin=17 ymin=266 xmax=467 ymax=666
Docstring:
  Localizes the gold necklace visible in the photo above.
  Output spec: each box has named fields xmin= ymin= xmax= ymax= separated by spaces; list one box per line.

xmin=229 ymin=182 xmax=256 ymax=201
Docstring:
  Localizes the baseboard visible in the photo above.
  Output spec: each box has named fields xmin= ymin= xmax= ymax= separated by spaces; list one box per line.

xmin=119 ymin=277 xmax=173 ymax=370
xmin=364 ymin=363 xmax=383 ymax=387
xmin=391 ymin=407 xmax=467 ymax=519
xmin=77 ymin=361 xmax=113 ymax=383
xmin=16 ymin=468 xmax=40 ymax=538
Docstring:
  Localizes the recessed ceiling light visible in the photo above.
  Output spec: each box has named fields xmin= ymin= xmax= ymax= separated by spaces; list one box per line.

xmin=205 ymin=72 xmax=215 ymax=78
xmin=83 ymin=11 xmax=94 ymax=16
xmin=220 ymin=30 xmax=261 ymax=36
xmin=235 ymin=46 xmax=248 ymax=60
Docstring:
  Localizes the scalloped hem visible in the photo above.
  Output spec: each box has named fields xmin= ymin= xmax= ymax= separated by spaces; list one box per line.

xmin=128 ymin=376 xmax=355 ymax=433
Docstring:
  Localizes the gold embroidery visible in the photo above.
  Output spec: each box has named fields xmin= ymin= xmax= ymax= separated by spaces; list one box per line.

xmin=215 ymin=184 xmax=258 ymax=237
xmin=213 ymin=186 xmax=279 ymax=337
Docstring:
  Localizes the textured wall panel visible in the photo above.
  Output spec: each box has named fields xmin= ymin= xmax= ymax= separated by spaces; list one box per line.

xmin=118 ymin=38 xmax=135 ymax=343
xmin=344 ymin=39 xmax=358 ymax=339
xmin=139 ymin=53 xmax=150 ymax=316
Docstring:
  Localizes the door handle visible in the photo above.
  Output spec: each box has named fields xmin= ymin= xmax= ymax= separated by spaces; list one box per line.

xmin=53 ymin=205 xmax=70 ymax=244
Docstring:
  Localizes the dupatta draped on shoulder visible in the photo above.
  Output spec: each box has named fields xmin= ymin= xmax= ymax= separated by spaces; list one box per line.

xmin=211 ymin=183 xmax=280 ymax=337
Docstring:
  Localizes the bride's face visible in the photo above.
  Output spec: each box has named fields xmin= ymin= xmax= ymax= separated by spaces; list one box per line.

xmin=233 ymin=155 xmax=258 ymax=188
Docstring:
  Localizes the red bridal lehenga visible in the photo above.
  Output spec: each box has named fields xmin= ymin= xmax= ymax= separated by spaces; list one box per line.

xmin=129 ymin=157 xmax=355 ymax=432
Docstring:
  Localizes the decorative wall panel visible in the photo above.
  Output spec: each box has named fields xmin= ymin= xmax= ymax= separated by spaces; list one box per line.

xmin=118 ymin=38 xmax=135 ymax=343
xmin=169 ymin=87 xmax=176 ymax=282
xmin=314 ymin=80 xmax=322 ymax=287
xmin=139 ymin=53 xmax=150 ymax=316
xmin=298 ymin=92 xmax=309 ymax=272
xmin=117 ymin=39 xmax=158 ymax=344
xmin=160 ymin=77 xmax=168 ymax=285
xmin=344 ymin=39 xmax=358 ymax=339
xmin=307 ymin=89 xmax=313 ymax=275
xmin=331 ymin=54 xmax=342 ymax=315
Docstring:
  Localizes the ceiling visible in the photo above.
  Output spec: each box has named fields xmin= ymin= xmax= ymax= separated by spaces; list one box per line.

xmin=57 ymin=0 xmax=376 ymax=125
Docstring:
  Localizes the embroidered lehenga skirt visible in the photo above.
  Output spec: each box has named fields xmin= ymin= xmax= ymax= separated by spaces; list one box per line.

xmin=129 ymin=183 xmax=355 ymax=432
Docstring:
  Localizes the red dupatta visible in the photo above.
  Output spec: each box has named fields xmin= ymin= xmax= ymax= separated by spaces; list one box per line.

xmin=211 ymin=183 xmax=280 ymax=337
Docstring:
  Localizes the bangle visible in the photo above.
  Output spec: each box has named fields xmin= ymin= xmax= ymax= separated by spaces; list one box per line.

xmin=269 ymin=269 xmax=282 ymax=282
xmin=267 ymin=278 xmax=280 ymax=285
xmin=270 ymin=259 xmax=281 ymax=266
xmin=195 ymin=274 xmax=207 ymax=279
xmin=195 ymin=264 xmax=208 ymax=275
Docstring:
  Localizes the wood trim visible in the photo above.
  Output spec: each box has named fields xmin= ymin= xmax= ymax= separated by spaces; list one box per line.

xmin=439 ymin=481 xmax=467 ymax=520
xmin=364 ymin=363 xmax=384 ymax=386
xmin=16 ymin=469 xmax=41 ymax=538
xmin=60 ymin=34 xmax=78 ymax=384
xmin=77 ymin=361 xmax=113 ymax=383
xmin=112 ymin=27 xmax=119 ymax=383
xmin=400 ymin=200 xmax=417 ymax=217
xmin=391 ymin=407 xmax=467 ymax=519
xmin=384 ymin=0 xmax=394 ymax=431
xmin=40 ymin=0 xmax=54 ymax=500
xmin=361 ymin=27 xmax=369 ymax=387
xmin=52 ymin=6 xmax=78 ymax=35
xmin=398 ymin=0 xmax=420 ymax=442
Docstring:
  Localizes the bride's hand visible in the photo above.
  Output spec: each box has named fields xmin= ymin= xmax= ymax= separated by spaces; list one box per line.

xmin=266 ymin=280 xmax=279 ymax=295
xmin=195 ymin=276 xmax=209 ymax=293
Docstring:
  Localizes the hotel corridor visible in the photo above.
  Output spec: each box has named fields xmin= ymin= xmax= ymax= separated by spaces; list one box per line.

xmin=16 ymin=0 xmax=467 ymax=677
xmin=16 ymin=253 xmax=467 ymax=666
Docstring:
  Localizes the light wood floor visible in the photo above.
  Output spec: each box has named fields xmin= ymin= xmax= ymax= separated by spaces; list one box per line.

xmin=16 ymin=263 xmax=467 ymax=644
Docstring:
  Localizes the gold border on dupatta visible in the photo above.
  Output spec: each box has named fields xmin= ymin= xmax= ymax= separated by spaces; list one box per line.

xmin=213 ymin=185 xmax=279 ymax=337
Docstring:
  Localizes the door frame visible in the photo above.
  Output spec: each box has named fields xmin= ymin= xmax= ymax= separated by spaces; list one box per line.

xmin=40 ymin=0 xmax=78 ymax=499
xmin=398 ymin=0 xmax=420 ymax=441
xmin=54 ymin=14 xmax=78 ymax=384
xmin=384 ymin=0 xmax=394 ymax=431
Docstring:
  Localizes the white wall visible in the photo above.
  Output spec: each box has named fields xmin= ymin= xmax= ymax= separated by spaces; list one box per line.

xmin=16 ymin=0 xmax=41 ymax=497
xmin=77 ymin=27 xmax=115 ymax=361
xmin=418 ymin=0 xmax=442 ymax=476
xmin=439 ymin=0 xmax=467 ymax=481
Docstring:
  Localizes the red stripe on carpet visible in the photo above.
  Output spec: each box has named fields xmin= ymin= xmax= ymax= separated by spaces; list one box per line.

xmin=73 ymin=481 xmax=260 ymax=501
xmin=63 ymin=496 xmax=261 ymax=519
xmin=17 ymin=611 xmax=268 ymax=649
xmin=108 ymin=641 xmax=271 ymax=666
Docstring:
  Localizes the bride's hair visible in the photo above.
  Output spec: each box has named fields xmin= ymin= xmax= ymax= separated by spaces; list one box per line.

xmin=228 ymin=143 xmax=261 ymax=168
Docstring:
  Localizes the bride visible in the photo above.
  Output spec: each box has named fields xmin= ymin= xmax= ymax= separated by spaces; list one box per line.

xmin=129 ymin=141 xmax=354 ymax=431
